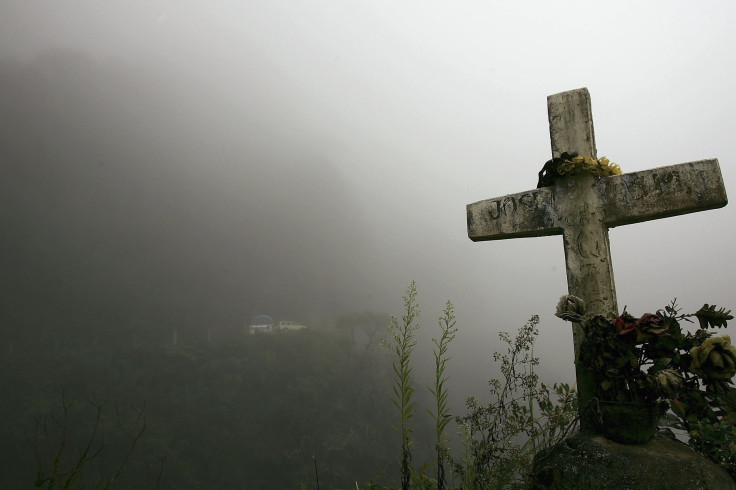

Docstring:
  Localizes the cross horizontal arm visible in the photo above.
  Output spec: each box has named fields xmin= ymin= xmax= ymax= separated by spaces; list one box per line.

xmin=601 ymin=159 xmax=727 ymax=227
xmin=467 ymin=186 xmax=560 ymax=241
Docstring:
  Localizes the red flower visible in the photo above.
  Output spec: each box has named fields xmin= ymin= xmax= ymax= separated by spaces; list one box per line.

xmin=614 ymin=316 xmax=636 ymax=336
xmin=635 ymin=313 xmax=667 ymax=342
xmin=636 ymin=313 xmax=666 ymax=334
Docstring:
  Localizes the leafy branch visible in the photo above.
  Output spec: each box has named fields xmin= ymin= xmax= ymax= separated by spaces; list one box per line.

xmin=452 ymin=315 xmax=577 ymax=489
xmin=33 ymin=393 xmax=147 ymax=490
xmin=693 ymin=304 xmax=733 ymax=330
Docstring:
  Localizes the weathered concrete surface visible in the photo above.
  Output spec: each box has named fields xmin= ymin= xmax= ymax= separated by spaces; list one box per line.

xmin=602 ymin=159 xmax=728 ymax=227
xmin=465 ymin=159 xmax=727 ymax=246
xmin=466 ymin=157 xmax=727 ymax=350
xmin=547 ymin=87 xmax=597 ymax=160
xmin=530 ymin=433 xmax=736 ymax=490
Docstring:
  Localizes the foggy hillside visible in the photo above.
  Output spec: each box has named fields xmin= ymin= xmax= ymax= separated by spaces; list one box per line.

xmin=0 ymin=50 xmax=380 ymax=340
xmin=1 ymin=1 xmax=735 ymax=487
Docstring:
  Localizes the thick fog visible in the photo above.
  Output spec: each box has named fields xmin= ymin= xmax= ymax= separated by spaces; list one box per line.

xmin=2 ymin=1 xmax=735 ymax=482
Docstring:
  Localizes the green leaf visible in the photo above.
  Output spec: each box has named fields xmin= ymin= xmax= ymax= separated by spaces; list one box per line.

xmin=695 ymin=304 xmax=733 ymax=330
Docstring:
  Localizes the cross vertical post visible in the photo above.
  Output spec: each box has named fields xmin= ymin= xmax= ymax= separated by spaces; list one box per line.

xmin=548 ymin=89 xmax=618 ymax=319
xmin=547 ymin=89 xmax=611 ymax=430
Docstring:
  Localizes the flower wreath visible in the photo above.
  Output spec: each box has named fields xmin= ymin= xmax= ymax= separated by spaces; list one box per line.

xmin=537 ymin=151 xmax=622 ymax=188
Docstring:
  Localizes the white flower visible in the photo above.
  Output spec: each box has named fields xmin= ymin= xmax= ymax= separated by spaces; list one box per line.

xmin=555 ymin=295 xmax=586 ymax=322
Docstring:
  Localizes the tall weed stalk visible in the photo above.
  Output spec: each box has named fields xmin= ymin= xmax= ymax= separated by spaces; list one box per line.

xmin=386 ymin=282 xmax=420 ymax=490
xmin=429 ymin=301 xmax=457 ymax=490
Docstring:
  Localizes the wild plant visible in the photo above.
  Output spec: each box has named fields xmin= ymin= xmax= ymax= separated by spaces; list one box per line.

xmin=428 ymin=301 xmax=457 ymax=490
xmin=385 ymin=281 xmax=420 ymax=490
xmin=451 ymin=315 xmax=577 ymax=489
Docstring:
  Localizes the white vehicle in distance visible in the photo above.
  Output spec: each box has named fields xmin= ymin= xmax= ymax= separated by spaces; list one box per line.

xmin=247 ymin=315 xmax=275 ymax=335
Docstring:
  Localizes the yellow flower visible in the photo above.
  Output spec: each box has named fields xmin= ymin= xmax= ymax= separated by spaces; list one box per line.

xmin=655 ymin=369 xmax=683 ymax=396
xmin=557 ymin=155 xmax=622 ymax=178
xmin=690 ymin=335 xmax=736 ymax=380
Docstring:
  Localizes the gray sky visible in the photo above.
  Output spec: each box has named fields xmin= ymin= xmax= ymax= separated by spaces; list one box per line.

xmin=2 ymin=1 xmax=735 ymax=393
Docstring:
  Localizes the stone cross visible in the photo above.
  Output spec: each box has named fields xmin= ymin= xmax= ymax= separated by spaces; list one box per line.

xmin=466 ymin=88 xmax=727 ymax=427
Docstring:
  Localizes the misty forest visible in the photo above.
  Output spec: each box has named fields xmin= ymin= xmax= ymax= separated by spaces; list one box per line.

xmin=0 ymin=50 xmax=419 ymax=489
xmin=0 ymin=48 xmax=584 ymax=489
